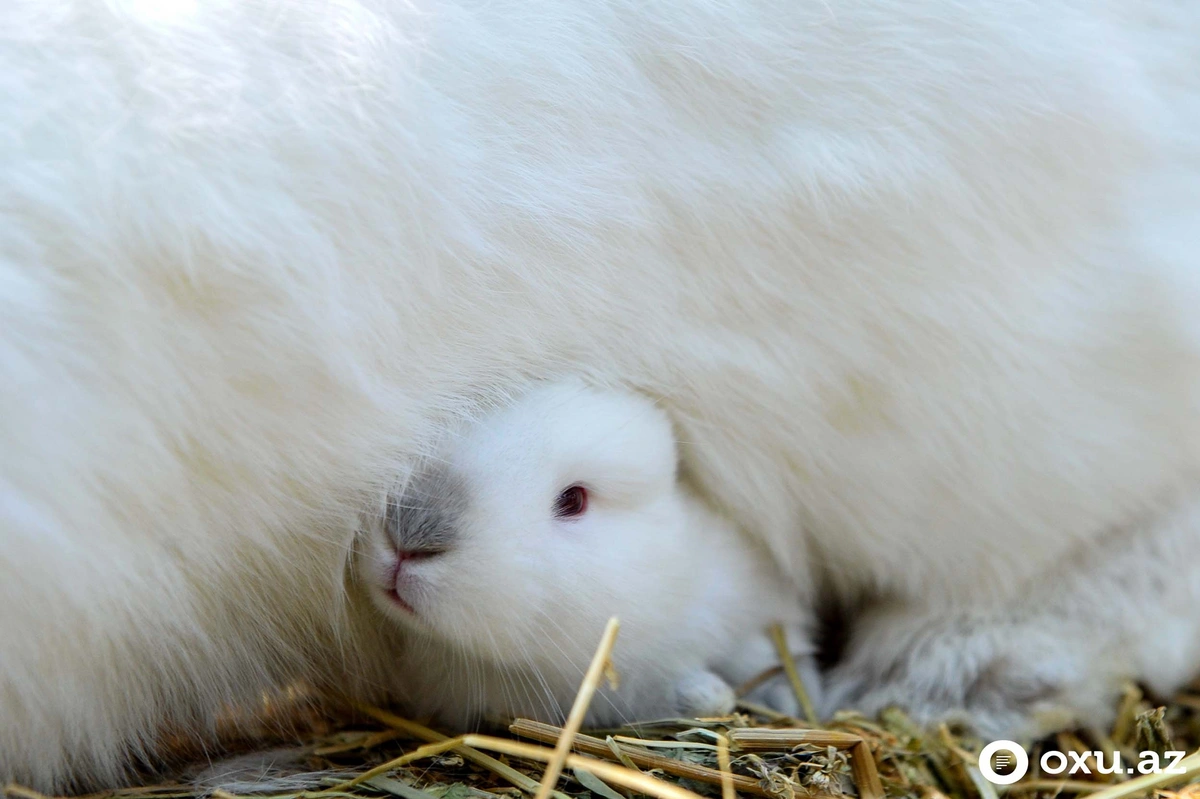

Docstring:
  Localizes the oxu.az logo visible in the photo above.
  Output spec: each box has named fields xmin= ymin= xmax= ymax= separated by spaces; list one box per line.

xmin=978 ymin=740 xmax=1189 ymax=785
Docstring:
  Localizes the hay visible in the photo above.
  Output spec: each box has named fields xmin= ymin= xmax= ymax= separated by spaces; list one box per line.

xmin=6 ymin=629 xmax=1200 ymax=799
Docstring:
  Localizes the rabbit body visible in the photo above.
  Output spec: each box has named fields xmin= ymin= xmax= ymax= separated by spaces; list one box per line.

xmin=2 ymin=0 xmax=1199 ymax=788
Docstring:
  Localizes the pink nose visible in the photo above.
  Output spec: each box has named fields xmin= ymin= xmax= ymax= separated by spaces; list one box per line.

xmin=390 ymin=547 xmax=446 ymax=587
xmin=396 ymin=547 xmax=445 ymax=565
xmin=386 ymin=549 xmax=444 ymax=615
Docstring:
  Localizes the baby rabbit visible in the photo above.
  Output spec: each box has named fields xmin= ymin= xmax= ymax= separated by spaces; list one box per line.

xmin=356 ymin=381 xmax=815 ymax=726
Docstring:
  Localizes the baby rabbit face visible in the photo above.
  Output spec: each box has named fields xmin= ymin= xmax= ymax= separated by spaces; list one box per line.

xmin=358 ymin=382 xmax=694 ymax=668
xmin=358 ymin=381 xmax=817 ymax=726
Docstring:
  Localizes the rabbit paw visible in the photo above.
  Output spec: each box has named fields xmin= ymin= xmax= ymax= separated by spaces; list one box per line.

xmin=741 ymin=671 xmax=815 ymax=720
xmin=709 ymin=623 xmax=822 ymax=720
xmin=822 ymin=610 xmax=1122 ymax=738
xmin=671 ymin=669 xmax=737 ymax=718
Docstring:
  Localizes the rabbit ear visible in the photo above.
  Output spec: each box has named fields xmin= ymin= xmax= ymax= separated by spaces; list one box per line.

xmin=384 ymin=464 xmax=470 ymax=555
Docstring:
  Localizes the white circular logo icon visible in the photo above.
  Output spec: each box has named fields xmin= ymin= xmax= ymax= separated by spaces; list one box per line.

xmin=978 ymin=740 xmax=1029 ymax=785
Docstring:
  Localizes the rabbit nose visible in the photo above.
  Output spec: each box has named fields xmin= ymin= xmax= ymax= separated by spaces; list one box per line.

xmin=397 ymin=546 xmax=447 ymax=563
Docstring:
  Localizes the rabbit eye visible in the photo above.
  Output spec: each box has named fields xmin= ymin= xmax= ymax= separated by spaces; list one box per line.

xmin=553 ymin=485 xmax=588 ymax=519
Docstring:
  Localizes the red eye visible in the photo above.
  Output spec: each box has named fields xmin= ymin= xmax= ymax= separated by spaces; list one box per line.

xmin=553 ymin=485 xmax=588 ymax=519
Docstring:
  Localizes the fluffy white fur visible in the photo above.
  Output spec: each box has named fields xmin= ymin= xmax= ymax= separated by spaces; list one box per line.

xmin=356 ymin=381 xmax=811 ymax=727
xmin=821 ymin=496 xmax=1200 ymax=737
xmin=1 ymin=0 xmax=1199 ymax=789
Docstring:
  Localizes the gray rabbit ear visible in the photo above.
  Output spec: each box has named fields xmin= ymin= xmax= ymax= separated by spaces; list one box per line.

xmin=384 ymin=463 xmax=471 ymax=555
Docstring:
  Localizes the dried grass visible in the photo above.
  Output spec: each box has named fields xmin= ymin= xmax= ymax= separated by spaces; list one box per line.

xmin=6 ymin=628 xmax=1200 ymax=799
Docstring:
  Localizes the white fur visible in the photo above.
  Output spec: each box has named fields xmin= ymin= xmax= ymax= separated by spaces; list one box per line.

xmin=822 ymin=495 xmax=1200 ymax=739
xmin=1 ymin=0 xmax=1199 ymax=788
xmin=356 ymin=381 xmax=810 ymax=727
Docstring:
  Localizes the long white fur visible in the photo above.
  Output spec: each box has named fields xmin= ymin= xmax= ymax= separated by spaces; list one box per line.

xmin=1 ymin=0 xmax=1199 ymax=789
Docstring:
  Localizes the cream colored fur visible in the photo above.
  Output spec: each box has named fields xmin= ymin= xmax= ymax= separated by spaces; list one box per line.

xmin=1 ymin=0 xmax=1198 ymax=789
